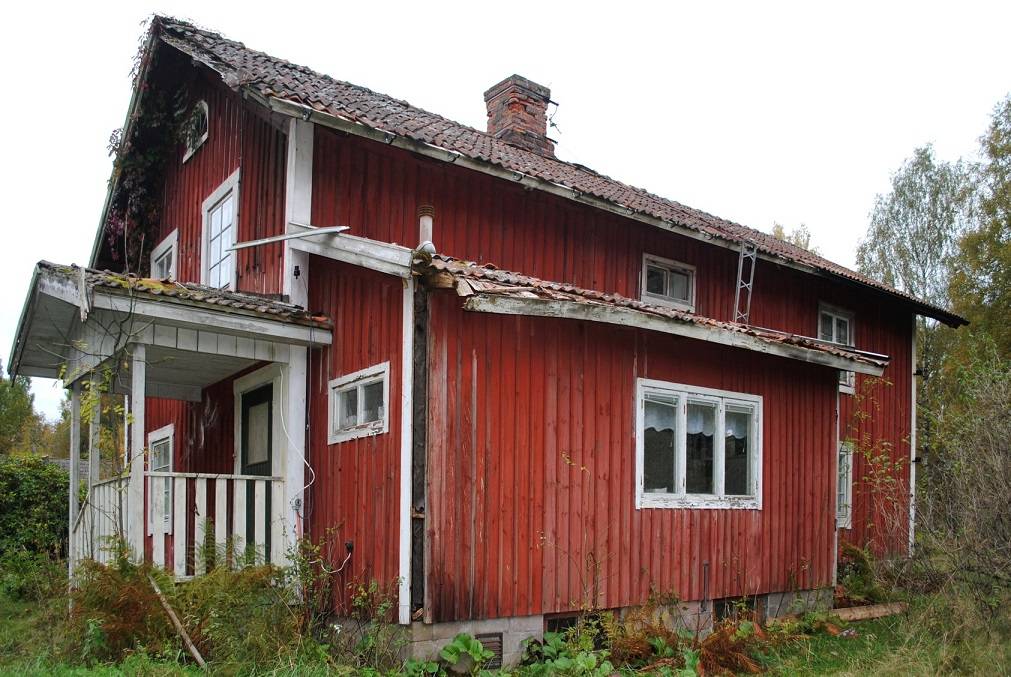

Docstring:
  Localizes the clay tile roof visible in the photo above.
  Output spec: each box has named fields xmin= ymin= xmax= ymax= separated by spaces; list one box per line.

xmin=40 ymin=261 xmax=331 ymax=329
xmin=423 ymin=255 xmax=889 ymax=370
xmin=149 ymin=16 xmax=964 ymax=327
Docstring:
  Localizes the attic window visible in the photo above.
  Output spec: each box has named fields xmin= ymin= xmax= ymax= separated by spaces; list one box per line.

xmin=183 ymin=100 xmax=209 ymax=162
xmin=642 ymin=254 xmax=695 ymax=312
xmin=819 ymin=304 xmax=855 ymax=394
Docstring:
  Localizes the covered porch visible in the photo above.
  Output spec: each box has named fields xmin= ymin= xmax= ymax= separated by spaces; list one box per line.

xmin=10 ymin=262 xmax=331 ymax=578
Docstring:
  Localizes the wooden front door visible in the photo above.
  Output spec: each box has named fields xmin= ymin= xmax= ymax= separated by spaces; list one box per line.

xmin=240 ymin=384 xmax=273 ymax=560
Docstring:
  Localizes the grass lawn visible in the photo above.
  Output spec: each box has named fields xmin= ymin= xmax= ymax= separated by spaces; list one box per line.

xmin=2 ymin=588 xmax=1008 ymax=675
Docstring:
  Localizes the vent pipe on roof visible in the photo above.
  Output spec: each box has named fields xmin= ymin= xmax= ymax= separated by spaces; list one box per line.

xmin=484 ymin=75 xmax=556 ymax=157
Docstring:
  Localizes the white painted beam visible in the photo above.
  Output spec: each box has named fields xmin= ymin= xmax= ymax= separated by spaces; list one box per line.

xmin=287 ymin=223 xmax=413 ymax=278
xmin=127 ymin=344 xmax=146 ymax=560
xmin=463 ymin=294 xmax=887 ymax=376
xmin=284 ymin=118 xmax=314 ymax=309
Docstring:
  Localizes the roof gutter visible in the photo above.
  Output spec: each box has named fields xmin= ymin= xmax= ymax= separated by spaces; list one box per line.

xmin=259 ymin=96 xmax=965 ymax=328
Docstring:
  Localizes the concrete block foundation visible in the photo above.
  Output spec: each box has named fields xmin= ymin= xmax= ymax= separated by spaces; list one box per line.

xmin=408 ymin=588 xmax=832 ymax=668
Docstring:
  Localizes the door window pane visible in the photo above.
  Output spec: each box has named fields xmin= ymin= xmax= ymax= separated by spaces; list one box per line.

xmin=686 ymin=401 xmax=715 ymax=493
xmin=246 ymin=402 xmax=270 ymax=466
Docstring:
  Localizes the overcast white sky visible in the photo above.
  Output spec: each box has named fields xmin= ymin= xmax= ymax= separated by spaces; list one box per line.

xmin=2 ymin=1 xmax=1009 ymax=419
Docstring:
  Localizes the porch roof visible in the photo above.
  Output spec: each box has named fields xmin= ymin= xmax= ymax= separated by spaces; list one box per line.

xmin=421 ymin=255 xmax=889 ymax=376
xmin=10 ymin=261 xmax=332 ymax=383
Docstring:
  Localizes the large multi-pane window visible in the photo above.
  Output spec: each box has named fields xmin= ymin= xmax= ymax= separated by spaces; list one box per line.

xmin=637 ymin=379 xmax=762 ymax=509
xmin=202 ymin=170 xmax=239 ymax=289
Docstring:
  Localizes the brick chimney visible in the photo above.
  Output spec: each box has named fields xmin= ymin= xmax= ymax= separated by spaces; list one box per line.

xmin=484 ymin=75 xmax=555 ymax=157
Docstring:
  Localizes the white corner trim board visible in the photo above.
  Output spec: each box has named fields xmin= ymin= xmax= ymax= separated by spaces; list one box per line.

xmin=398 ymin=277 xmax=415 ymax=625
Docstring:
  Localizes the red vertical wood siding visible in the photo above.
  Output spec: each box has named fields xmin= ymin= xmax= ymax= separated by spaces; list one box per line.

xmin=426 ymin=292 xmax=839 ymax=622
xmin=305 ymin=256 xmax=404 ymax=610
xmin=312 ymin=127 xmax=915 ymax=559
xmin=156 ymin=71 xmax=287 ymax=295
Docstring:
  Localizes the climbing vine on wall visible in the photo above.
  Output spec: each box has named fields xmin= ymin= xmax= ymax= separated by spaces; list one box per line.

xmin=102 ymin=20 xmax=197 ymax=273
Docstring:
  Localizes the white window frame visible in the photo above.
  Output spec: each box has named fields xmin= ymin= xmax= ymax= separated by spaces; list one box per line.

xmin=182 ymin=100 xmax=209 ymax=163
xmin=819 ymin=303 xmax=856 ymax=394
xmin=201 ymin=169 xmax=240 ymax=290
xmin=147 ymin=423 xmax=174 ymax=535
xmin=836 ymin=440 xmax=854 ymax=529
xmin=328 ymin=362 xmax=390 ymax=444
xmin=150 ymin=229 xmax=178 ymax=281
xmin=641 ymin=254 xmax=696 ymax=312
xmin=635 ymin=378 xmax=762 ymax=510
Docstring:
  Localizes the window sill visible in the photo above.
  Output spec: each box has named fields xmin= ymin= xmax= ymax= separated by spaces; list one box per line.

xmin=636 ymin=493 xmax=761 ymax=510
xmin=641 ymin=293 xmax=695 ymax=313
xmin=328 ymin=423 xmax=387 ymax=445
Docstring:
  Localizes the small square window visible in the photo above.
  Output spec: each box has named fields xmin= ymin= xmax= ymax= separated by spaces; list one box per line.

xmin=641 ymin=254 xmax=695 ymax=312
xmin=328 ymin=363 xmax=390 ymax=444
xmin=150 ymin=230 xmax=178 ymax=281
xmin=818 ymin=304 xmax=856 ymax=394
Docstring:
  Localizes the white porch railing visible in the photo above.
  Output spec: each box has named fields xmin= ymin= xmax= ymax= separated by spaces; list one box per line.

xmin=146 ymin=471 xmax=285 ymax=578
xmin=70 ymin=475 xmax=129 ymax=573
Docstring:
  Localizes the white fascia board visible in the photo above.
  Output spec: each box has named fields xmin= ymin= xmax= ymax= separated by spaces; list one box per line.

xmin=8 ymin=265 xmax=42 ymax=378
xmin=88 ymin=291 xmax=330 ymax=346
xmin=286 ymin=222 xmax=413 ymax=278
xmin=463 ymin=294 xmax=886 ymax=376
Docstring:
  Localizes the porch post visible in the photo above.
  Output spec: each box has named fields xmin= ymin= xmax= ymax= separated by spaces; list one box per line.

xmin=281 ymin=346 xmax=308 ymax=567
xmin=88 ymin=375 xmax=100 ymax=488
xmin=68 ymin=383 xmax=82 ymax=557
xmin=127 ymin=344 xmax=146 ymax=560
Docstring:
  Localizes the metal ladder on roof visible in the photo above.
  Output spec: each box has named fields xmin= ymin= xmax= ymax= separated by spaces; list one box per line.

xmin=733 ymin=240 xmax=758 ymax=324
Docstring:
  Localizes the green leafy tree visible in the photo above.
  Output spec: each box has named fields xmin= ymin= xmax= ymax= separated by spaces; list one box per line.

xmin=771 ymin=222 xmax=820 ymax=254
xmin=857 ymin=146 xmax=977 ymax=462
xmin=858 ymin=145 xmax=975 ymax=310
xmin=950 ymin=95 xmax=1011 ymax=357
xmin=0 ymin=363 xmax=37 ymax=455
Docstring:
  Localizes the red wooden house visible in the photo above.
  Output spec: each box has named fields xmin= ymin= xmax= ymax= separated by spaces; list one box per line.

xmin=10 ymin=17 xmax=964 ymax=665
